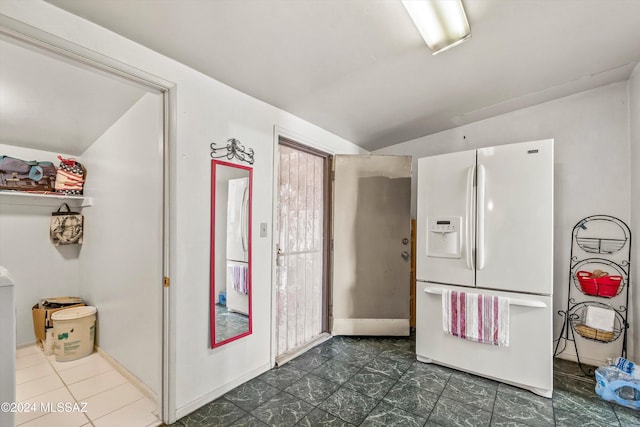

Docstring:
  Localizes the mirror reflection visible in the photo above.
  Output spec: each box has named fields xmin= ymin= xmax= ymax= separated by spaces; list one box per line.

xmin=211 ymin=160 xmax=252 ymax=348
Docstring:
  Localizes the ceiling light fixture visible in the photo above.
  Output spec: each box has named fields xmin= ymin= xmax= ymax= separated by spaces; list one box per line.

xmin=401 ymin=0 xmax=471 ymax=55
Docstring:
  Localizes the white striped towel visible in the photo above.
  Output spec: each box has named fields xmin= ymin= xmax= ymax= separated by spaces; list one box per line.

xmin=441 ymin=289 xmax=510 ymax=347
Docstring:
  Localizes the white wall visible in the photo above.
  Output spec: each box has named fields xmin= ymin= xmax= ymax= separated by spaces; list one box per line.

xmin=170 ymin=60 xmax=365 ymax=417
xmin=0 ymin=1 xmax=366 ymax=420
xmin=376 ymin=83 xmax=632 ymax=366
xmin=0 ymin=145 xmax=82 ymax=345
xmin=629 ymin=64 xmax=640 ymax=362
xmin=80 ymin=92 xmax=164 ymax=396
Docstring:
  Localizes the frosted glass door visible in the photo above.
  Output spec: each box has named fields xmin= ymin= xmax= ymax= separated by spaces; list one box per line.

xmin=276 ymin=145 xmax=325 ymax=356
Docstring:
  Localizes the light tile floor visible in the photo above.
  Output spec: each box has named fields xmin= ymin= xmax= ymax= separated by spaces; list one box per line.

xmin=15 ymin=344 xmax=161 ymax=427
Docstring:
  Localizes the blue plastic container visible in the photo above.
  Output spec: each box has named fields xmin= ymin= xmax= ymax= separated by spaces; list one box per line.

xmin=219 ymin=291 xmax=227 ymax=306
xmin=595 ymin=366 xmax=640 ymax=410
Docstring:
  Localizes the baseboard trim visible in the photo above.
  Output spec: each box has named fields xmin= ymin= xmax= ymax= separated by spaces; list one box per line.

xmin=276 ymin=333 xmax=331 ymax=366
xmin=16 ymin=340 xmax=36 ymax=349
xmin=95 ymin=346 xmax=158 ymax=403
xmin=331 ymin=318 xmax=410 ymax=336
xmin=175 ymin=362 xmax=271 ymax=420
xmin=554 ymin=352 xmax=605 ymax=368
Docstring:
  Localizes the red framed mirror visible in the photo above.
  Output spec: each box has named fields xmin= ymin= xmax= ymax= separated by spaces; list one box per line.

xmin=210 ymin=159 xmax=252 ymax=348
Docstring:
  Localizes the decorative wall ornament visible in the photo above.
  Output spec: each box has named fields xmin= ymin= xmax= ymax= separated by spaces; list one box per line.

xmin=210 ymin=138 xmax=255 ymax=165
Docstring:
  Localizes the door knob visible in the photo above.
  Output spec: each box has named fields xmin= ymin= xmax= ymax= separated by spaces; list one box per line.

xmin=402 ymin=238 xmax=409 ymax=245
xmin=276 ymin=246 xmax=284 ymax=266
xmin=401 ymin=251 xmax=409 ymax=260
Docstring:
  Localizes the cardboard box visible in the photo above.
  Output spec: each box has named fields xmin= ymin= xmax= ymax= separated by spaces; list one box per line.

xmin=32 ymin=298 xmax=84 ymax=344
xmin=39 ymin=328 xmax=56 ymax=356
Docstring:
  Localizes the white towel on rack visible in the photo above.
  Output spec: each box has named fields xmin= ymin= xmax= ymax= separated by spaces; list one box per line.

xmin=442 ymin=289 xmax=510 ymax=347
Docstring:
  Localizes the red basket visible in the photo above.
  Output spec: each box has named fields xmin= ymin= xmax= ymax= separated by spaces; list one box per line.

xmin=576 ymin=271 xmax=622 ymax=297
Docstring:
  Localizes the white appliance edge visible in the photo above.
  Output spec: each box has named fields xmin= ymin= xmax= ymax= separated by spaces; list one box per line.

xmin=0 ymin=267 xmax=16 ymax=427
xmin=226 ymin=177 xmax=249 ymax=263
xmin=226 ymin=177 xmax=249 ymax=314
xmin=415 ymin=139 xmax=554 ymax=397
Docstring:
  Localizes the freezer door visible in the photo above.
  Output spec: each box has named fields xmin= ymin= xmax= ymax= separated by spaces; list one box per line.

xmin=416 ymin=282 xmax=553 ymax=397
xmin=476 ymin=140 xmax=553 ymax=295
xmin=417 ymin=150 xmax=476 ymax=287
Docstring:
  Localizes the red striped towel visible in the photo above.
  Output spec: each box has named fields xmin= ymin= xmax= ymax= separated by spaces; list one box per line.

xmin=442 ymin=289 xmax=510 ymax=346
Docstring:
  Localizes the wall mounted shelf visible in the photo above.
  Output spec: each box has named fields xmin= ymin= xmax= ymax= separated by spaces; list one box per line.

xmin=0 ymin=191 xmax=91 ymax=207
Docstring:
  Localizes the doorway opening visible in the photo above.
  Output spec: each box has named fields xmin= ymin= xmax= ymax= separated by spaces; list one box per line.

xmin=0 ymin=22 xmax=173 ymax=424
xmin=330 ymin=155 xmax=412 ymax=336
xmin=274 ymin=136 xmax=331 ymax=364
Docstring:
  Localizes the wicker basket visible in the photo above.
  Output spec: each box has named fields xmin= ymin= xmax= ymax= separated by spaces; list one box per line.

xmin=575 ymin=323 xmax=615 ymax=342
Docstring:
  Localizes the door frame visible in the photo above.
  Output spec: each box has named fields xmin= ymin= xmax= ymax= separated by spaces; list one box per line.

xmin=0 ymin=18 xmax=177 ymax=423
xmin=270 ymin=126 xmax=335 ymax=366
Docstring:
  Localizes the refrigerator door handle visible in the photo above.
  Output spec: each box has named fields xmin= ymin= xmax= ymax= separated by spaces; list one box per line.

xmin=423 ymin=287 xmax=547 ymax=308
xmin=465 ymin=165 xmax=475 ymax=271
xmin=477 ymin=164 xmax=486 ymax=270
xmin=241 ymin=187 xmax=248 ymax=253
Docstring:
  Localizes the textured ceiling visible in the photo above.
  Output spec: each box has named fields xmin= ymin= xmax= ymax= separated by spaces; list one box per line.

xmin=0 ymin=35 xmax=148 ymax=156
xmin=16 ymin=0 xmax=640 ymax=150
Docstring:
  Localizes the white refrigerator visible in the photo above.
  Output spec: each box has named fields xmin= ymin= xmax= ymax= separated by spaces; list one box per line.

xmin=226 ymin=177 xmax=249 ymax=315
xmin=416 ymin=139 xmax=554 ymax=397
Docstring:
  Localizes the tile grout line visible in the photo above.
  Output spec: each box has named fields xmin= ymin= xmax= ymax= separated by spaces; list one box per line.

xmin=293 ymin=351 xmax=335 ymax=423
xmin=50 ymin=349 xmax=160 ymax=426
xmin=299 ymin=350 xmax=349 ymax=424
xmin=367 ymin=355 xmax=408 ymax=425
xmin=89 ymin=395 xmax=151 ymax=425
xmin=342 ymin=345 xmax=396 ymax=424
xmin=16 ymin=344 xmax=50 ymax=426
xmin=45 ymin=348 xmax=95 ymax=427
xmin=14 ymin=345 xmax=93 ymax=427
xmin=65 ymin=375 xmax=130 ymax=402
xmin=276 ymin=343 xmax=369 ymax=425
xmin=487 ymin=380 xmax=499 ymax=426
xmin=316 ymin=347 xmax=372 ymax=425
xmin=330 ymin=344 xmax=418 ymax=425
xmin=425 ymin=363 xmax=452 ymax=425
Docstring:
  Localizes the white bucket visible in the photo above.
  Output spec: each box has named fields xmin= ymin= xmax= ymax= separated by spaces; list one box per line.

xmin=51 ymin=306 xmax=97 ymax=362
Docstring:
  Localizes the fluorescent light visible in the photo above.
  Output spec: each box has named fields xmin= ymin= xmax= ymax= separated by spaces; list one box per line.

xmin=401 ymin=0 xmax=471 ymax=55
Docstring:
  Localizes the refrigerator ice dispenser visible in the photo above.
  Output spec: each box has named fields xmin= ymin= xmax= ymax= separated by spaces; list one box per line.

xmin=427 ymin=216 xmax=462 ymax=258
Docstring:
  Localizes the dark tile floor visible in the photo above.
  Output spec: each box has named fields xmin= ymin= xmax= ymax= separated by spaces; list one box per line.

xmin=215 ymin=304 xmax=250 ymax=343
xmin=166 ymin=335 xmax=640 ymax=426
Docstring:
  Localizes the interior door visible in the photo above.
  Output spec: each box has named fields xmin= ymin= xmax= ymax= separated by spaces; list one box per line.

xmin=331 ymin=155 xmax=411 ymax=336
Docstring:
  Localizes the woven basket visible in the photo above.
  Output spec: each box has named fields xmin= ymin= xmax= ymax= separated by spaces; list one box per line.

xmin=575 ymin=323 xmax=615 ymax=342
